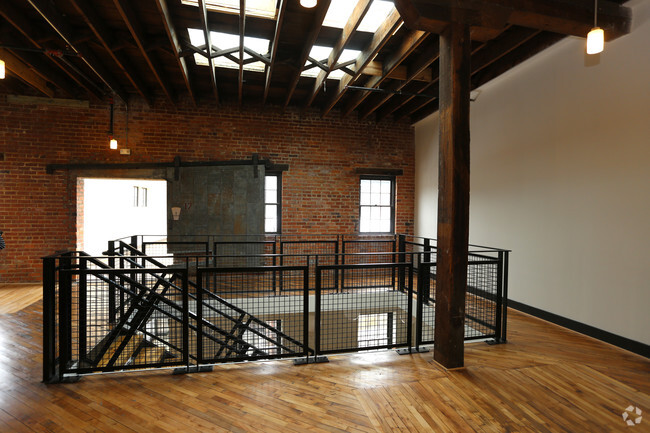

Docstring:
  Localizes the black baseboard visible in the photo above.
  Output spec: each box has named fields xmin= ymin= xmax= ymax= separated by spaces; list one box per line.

xmin=508 ymin=300 xmax=649 ymax=359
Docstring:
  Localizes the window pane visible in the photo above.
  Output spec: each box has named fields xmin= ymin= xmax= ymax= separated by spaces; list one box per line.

xmin=380 ymin=192 xmax=390 ymax=206
xmin=380 ymin=180 xmax=391 ymax=194
xmin=265 ymin=204 xmax=277 ymax=219
xmin=360 ymin=192 xmax=370 ymax=205
xmin=380 ymin=206 xmax=390 ymax=221
xmin=370 ymin=207 xmax=381 ymax=221
xmin=265 ymin=218 xmax=277 ymax=233
xmin=265 ymin=176 xmax=277 ymax=190
xmin=360 ymin=179 xmax=370 ymax=193
xmin=265 ymin=188 xmax=277 ymax=203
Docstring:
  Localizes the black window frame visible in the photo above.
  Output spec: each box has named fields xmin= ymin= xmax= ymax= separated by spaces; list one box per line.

xmin=358 ymin=175 xmax=395 ymax=234
xmin=264 ymin=172 xmax=282 ymax=234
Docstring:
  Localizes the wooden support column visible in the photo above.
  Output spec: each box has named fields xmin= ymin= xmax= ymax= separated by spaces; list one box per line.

xmin=434 ymin=21 xmax=471 ymax=369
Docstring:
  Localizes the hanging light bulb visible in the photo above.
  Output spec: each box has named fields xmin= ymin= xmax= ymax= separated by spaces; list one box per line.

xmin=300 ymin=0 xmax=317 ymax=8
xmin=108 ymin=96 xmax=118 ymax=149
xmin=586 ymin=0 xmax=604 ymax=55
xmin=109 ymin=137 xmax=118 ymax=149
xmin=0 ymin=59 xmax=5 ymax=79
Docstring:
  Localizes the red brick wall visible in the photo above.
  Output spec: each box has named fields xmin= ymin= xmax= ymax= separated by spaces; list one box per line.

xmin=0 ymin=95 xmax=414 ymax=282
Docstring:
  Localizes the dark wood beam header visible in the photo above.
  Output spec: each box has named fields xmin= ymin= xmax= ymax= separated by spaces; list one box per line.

xmin=394 ymin=0 xmax=631 ymax=41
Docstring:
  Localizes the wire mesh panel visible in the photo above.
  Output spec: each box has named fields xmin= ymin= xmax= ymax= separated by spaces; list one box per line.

xmin=57 ymin=260 xmax=189 ymax=377
xmin=315 ymin=263 xmax=413 ymax=354
xmin=196 ymin=266 xmax=309 ymax=363
xmin=465 ymin=257 xmax=500 ymax=340
xmin=280 ymin=240 xmax=338 ymax=289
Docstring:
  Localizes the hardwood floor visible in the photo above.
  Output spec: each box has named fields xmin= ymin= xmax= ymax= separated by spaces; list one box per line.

xmin=0 ymin=295 xmax=648 ymax=432
xmin=0 ymin=283 xmax=42 ymax=314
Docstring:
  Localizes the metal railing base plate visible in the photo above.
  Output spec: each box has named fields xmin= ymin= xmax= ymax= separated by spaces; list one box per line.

xmin=173 ymin=365 xmax=214 ymax=375
xmin=396 ymin=347 xmax=430 ymax=355
xmin=293 ymin=356 xmax=329 ymax=365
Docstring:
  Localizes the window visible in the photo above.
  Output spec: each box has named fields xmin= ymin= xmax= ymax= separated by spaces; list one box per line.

xmin=359 ymin=177 xmax=394 ymax=233
xmin=264 ymin=174 xmax=281 ymax=233
xmin=133 ymin=186 xmax=148 ymax=207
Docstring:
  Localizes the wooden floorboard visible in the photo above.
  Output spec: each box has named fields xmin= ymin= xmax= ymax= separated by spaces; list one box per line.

xmin=1 ymin=296 xmax=648 ymax=432
xmin=0 ymin=283 xmax=42 ymax=314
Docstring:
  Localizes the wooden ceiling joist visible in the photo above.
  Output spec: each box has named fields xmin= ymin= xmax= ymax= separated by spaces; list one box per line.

xmin=283 ymin=0 xmax=332 ymax=109
xmin=304 ymin=0 xmax=373 ymax=109
xmin=155 ymin=0 xmax=195 ymax=105
xmin=262 ymin=0 xmax=286 ymax=104
xmin=113 ymin=0 xmax=175 ymax=103
xmin=70 ymin=0 xmax=154 ymax=106
xmin=0 ymin=49 xmax=54 ymax=97
xmin=341 ymin=28 xmax=429 ymax=117
xmin=238 ymin=0 xmax=246 ymax=106
xmin=198 ymin=0 xmax=219 ymax=103
xmin=358 ymin=35 xmax=440 ymax=119
xmin=0 ymin=1 xmax=104 ymax=100
xmin=321 ymin=8 xmax=403 ymax=117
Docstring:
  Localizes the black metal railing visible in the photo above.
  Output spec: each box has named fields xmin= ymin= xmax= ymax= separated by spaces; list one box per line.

xmin=43 ymin=233 xmax=509 ymax=382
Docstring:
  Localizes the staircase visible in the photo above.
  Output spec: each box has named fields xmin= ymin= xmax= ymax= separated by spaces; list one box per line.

xmin=78 ymin=243 xmax=307 ymax=372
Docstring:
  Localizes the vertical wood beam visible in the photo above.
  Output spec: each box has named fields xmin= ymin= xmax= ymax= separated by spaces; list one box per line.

xmin=434 ymin=21 xmax=471 ymax=369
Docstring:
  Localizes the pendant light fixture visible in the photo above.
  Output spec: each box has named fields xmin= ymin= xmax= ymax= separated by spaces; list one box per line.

xmin=300 ymin=0 xmax=316 ymax=8
xmin=0 ymin=59 xmax=5 ymax=79
xmin=586 ymin=0 xmax=604 ymax=55
xmin=108 ymin=97 xmax=118 ymax=150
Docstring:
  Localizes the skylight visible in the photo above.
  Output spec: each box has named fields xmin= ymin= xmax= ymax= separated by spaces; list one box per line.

xmin=323 ymin=0 xmax=395 ymax=33
xmin=302 ymin=46 xmax=361 ymax=79
xmin=181 ymin=0 xmax=276 ymax=19
xmin=188 ymin=28 xmax=270 ymax=72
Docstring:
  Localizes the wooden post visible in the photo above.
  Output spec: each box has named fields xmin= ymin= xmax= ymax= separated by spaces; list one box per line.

xmin=434 ymin=21 xmax=471 ymax=369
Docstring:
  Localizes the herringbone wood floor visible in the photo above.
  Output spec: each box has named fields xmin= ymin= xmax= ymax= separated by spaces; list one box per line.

xmin=0 ymin=289 xmax=648 ymax=432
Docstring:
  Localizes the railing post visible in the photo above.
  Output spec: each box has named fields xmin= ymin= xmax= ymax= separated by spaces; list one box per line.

xmin=406 ymin=263 xmax=413 ymax=350
xmin=335 ymin=235 xmax=340 ymax=292
xmin=416 ymin=263 xmax=426 ymax=349
xmin=196 ymin=268 xmax=204 ymax=366
xmin=398 ymin=234 xmax=406 ymax=291
xmin=501 ymin=251 xmax=509 ymax=342
xmin=302 ymin=266 xmax=310 ymax=358
xmin=422 ymin=238 xmax=431 ymax=303
xmin=314 ymin=266 xmax=322 ymax=358
xmin=130 ymin=235 xmax=138 ymax=250
xmin=78 ymin=256 xmax=88 ymax=364
xmin=58 ymin=254 xmax=73 ymax=379
xmin=42 ymin=256 xmax=58 ymax=383
xmin=183 ymin=268 xmax=191 ymax=368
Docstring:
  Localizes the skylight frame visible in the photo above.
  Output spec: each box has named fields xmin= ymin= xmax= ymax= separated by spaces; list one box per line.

xmin=181 ymin=0 xmax=277 ymax=19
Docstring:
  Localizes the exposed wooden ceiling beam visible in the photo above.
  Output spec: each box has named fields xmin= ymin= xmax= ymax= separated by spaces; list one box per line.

xmin=238 ymin=0 xmax=246 ymax=106
xmin=304 ymin=0 xmax=373 ymax=109
xmin=321 ymin=8 xmax=403 ymax=117
xmin=155 ymin=0 xmax=195 ymax=105
xmin=70 ymin=0 xmax=153 ymax=106
xmin=198 ymin=0 xmax=219 ymax=103
xmin=283 ymin=0 xmax=332 ymax=109
xmin=358 ymin=35 xmax=439 ymax=119
xmin=25 ymin=0 xmax=129 ymax=102
xmin=341 ymin=28 xmax=428 ymax=117
xmin=113 ymin=0 xmax=175 ymax=103
xmin=0 ymin=48 xmax=54 ymax=97
xmin=262 ymin=0 xmax=286 ymax=104
xmin=0 ymin=1 xmax=104 ymax=100
xmin=362 ymin=61 xmax=432 ymax=82
xmin=394 ymin=0 xmax=631 ymax=40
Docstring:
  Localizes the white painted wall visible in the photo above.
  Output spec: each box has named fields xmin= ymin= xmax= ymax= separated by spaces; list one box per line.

xmin=414 ymin=0 xmax=650 ymax=345
xmin=83 ymin=179 xmax=167 ymax=255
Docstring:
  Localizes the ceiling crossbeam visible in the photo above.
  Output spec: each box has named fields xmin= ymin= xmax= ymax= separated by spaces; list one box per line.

xmin=263 ymin=0 xmax=287 ymax=104
xmin=70 ymin=0 xmax=153 ymax=106
xmin=394 ymin=0 xmax=631 ymax=40
xmin=321 ymin=8 xmax=403 ymax=117
xmin=113 ymin=0 xmax=175 ymax=103
xmin=283 ymin=0 xmax=332 ymax=109
xmin=155 ymin=0 xmax=195 ymax=105
xmin=341 ymin=28 xmax=428 ymax=117
xmin=198 ymin=0 xmax=219 ymax=103
xmin=0 ymin=48 xmax=54 ymax=97
xmin=238 ymin=0 xmax=246 ymax=106
xmin=304 ymin=0 xmax=373 ymax=109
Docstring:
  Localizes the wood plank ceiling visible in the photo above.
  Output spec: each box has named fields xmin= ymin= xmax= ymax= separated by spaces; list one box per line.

xmin=0 ymin=0 xmax=632 ymax=124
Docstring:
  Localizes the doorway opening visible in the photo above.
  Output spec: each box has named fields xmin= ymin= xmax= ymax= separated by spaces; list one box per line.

xmin=78 ymin=178 xmax=167 ymax=255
